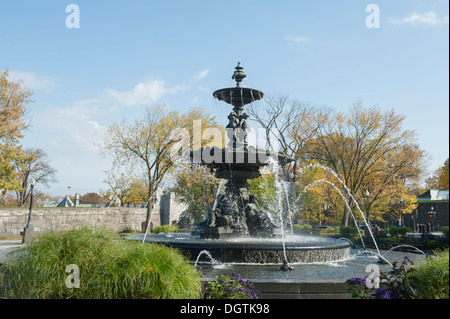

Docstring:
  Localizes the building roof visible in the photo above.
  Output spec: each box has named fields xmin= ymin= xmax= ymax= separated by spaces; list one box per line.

xmin=57 ymin=195 xmax=74 ymax=207
xmin=418 ymin=189 xmax=449 ymax=202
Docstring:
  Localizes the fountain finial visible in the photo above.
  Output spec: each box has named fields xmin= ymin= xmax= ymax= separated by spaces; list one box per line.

xmin=232 ymin=62 xmax=246 ymax=87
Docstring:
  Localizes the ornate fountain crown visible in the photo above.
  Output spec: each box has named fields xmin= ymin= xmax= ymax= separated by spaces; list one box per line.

xmin=232 ymin=62 xmax=247 ymax=87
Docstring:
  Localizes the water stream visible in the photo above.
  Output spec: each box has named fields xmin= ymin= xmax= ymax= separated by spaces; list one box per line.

xmin=298 ymin=163 xmax=381 ymax=256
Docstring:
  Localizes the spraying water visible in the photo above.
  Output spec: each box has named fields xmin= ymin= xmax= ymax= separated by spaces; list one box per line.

xmin=298 ymin=179 xmax=367 ymax=250
xmin=265 ymin=156 xmax=293 ymax=270
xmin=194 ymin=250 xmax=219 ymax=268
xmin=298 ymin=163 xmax=381 ymax=256
xmin=281 ymin=181 xmax=294 ymax=235
xmin=383 ymin=245 xmax=427 ymax=257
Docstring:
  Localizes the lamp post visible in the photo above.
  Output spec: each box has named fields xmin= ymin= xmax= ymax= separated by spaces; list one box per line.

xmin=22 ymin=179 xmax=36 ymax=244
xmin=428 ymin=206 xmax=436 ymax=233
xmin=400 ymin=197 xmax=404 ymax=227
xmin=365 ymin=190 xmax=370 ymax=226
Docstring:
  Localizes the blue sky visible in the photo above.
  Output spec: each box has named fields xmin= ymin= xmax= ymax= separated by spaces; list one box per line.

xmin=1 ymin=0 xmax=448 ymax=197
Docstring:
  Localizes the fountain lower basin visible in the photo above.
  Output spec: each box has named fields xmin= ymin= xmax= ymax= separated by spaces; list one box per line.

xmin=129 ymin=233 xmax=351 ymax=265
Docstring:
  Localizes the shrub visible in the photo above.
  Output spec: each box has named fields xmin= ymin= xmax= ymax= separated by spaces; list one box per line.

xmin=151 ymin=224 xmax=188 ymax=234
xmin=323 ymin=226 xmax=339 ymax=234
xmin=0 ymin=226 xmax=202 ymax=299
xmin=389 ymin=226 xmax=411 ymax=237
xmin=339 ymin=226 xmax=359 ymax=237
xmin=411 ymin=249 xmax=449 ymax=299
xmin=292 ymin=224 xmax=312 ymax=233
xmin=441 ymin=226 xmax=449 ymax=238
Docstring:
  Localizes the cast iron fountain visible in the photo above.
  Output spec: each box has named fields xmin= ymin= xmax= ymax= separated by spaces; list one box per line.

xmin=133 ymin=63 xmax=351 ymax=267
xmin=194 ymin=62 xmax=293 ymax=240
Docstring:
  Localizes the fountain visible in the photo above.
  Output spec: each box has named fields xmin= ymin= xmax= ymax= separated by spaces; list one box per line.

xmin=132 ymin=63 xmax=351 ymax=266
xmin=193 ymin=62 xmax=294 ymax=240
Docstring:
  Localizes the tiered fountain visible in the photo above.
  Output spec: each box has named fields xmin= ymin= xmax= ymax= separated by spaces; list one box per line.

xmin=194 ymin=62 xmax=293 ymax=240
xmin=136 ymin=63 xmax=351 ymax=266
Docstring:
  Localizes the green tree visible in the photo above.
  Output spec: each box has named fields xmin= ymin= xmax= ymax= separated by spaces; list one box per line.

xmin=172 ymin=165 xmax=219 ymax=223
xmin=248 ymin=173 xmax=277 ymax=216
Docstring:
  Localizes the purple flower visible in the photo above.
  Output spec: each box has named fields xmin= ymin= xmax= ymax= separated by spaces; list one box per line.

xmin=374 ymin=286 xmax=398 ymax=299
xmin=404 ymin=256 xmax=414 ymax=265
xmin=347 ymin=277 xmax=366 ymax=285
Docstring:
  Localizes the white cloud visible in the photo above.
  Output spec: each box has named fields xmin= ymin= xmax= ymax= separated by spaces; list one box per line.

xmin=104 ymin=79 xmax=190 ymax=107
xmin=389 ymin=11 xmax=449 ymax=26
xmin=194 ymin=69 xmax=210 ymax=81
xmin=88 ymin=120 xmax=106 ymax=132
xmin=8 ymin=70 xmax=59 ymax=92
xmin=284 ymin=35 xmax=311 ymax=44
xmin=34 ymin=99 xmax=108 ymax=152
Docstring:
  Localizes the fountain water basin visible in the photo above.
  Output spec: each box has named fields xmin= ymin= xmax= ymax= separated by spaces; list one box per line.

xmin=130 ymin=233 xmax=351 ymax=265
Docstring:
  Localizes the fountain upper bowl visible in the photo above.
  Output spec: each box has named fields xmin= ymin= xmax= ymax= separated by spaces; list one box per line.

xmin=213 ymin=87 xmax=264 ymax=108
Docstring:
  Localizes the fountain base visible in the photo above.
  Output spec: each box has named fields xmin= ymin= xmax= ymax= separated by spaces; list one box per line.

xmin=129 ymin=234 xmax=351 ymax=265
xmin=200 ymin=227 xmax=235 ymax=240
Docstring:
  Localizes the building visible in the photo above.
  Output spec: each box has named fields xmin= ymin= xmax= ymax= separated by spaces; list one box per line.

xmin=404 ymin=189 xmax=449 ymax=232
xmin=56 ymin=195 xmax=74 ymax=208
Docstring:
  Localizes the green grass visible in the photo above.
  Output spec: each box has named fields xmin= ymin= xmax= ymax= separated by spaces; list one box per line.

xmin=0 ymin=235 xmax=22 ymax=241
xmin=0 ymin=226 xmax=202 ymax=299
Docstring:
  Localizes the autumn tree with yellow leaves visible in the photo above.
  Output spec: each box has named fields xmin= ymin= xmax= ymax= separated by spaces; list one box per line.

xmin=301 ymin=102 xmax=427 ymax=226
xmin=426 ymin=158 xmax=449 ymax=191
xmin=0 ymin=70 xmax=34 ymax=195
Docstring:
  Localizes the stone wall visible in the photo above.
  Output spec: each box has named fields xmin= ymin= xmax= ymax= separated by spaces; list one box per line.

xmin=0 ymin=208 xmax=152 ymax=235
xmin=0 ymin=192 xmax=188 ymax=235
xmin=201 ymin=279 xmax=352 ymax=299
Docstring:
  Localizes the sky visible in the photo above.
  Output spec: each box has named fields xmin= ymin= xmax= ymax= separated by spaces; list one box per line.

xmin=0 ymin=0 xmax=448 ymax=197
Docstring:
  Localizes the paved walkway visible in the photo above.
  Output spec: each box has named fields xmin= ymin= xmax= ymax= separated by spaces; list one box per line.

xmin=0 ymin=240 xmax=23 ymax=265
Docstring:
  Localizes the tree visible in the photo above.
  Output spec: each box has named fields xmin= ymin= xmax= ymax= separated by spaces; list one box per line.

xmin=101 ymin=171 xmax=152 ymax=206
xmin=14 ymin=148 xmax=57 ymax=206
xmin=79 ymin=192 xmax=108 ymax=205
xmin=295 ymin=160 xmax=346 ymax=226
xmin=0 ymin=69 xmax=33 ymax=193
xmin=32 ymin=190 xmax=59 ymax=208
xmin=101 ymin=106 xmax=220 ymax=230
xmin=246 ymin=95 xmax=330 ymax=181
xmin=172 ymin=165 xmax=219 ymax=223
xmin=426 ymin=158 xmax=449 ymax=190
xmin=303 ymin=102 xmax=427 ymax=226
